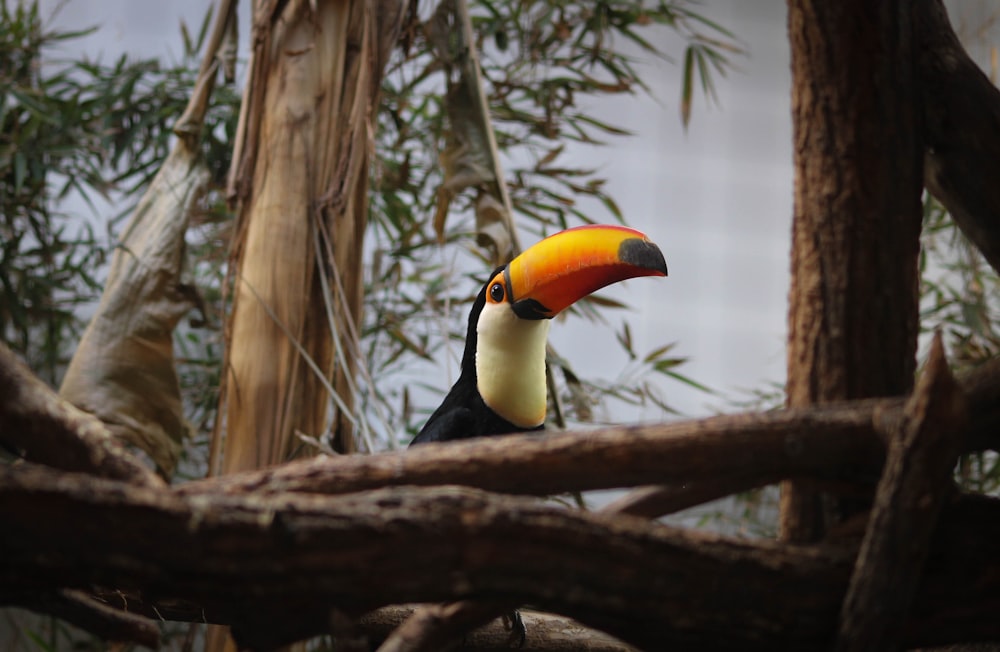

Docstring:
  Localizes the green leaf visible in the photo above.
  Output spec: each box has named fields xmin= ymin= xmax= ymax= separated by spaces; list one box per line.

xmin=680 ymin=45 xmax=695 ymax=127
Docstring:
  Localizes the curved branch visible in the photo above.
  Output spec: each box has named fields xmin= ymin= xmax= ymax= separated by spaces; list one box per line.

xmin=0 ymin=344 xmax=162 ymax=488
xmin=3 ymin=464 xmax=1000 ymax=651
xmin=918 ymin=0 xmax=1000 ymax=276
xmin=368 ymin=605 xmax=635 ymax=652
xmin=0 ymin=589 xmax=160 ymax=648
xmin=184 ymin=405 xmax=887 ymax=499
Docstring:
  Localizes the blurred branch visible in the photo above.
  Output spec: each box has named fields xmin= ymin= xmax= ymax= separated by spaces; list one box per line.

xmin=368 ymin=604 xmax=636 ymax=652
xmin=837 ymin=333 xmax=965 ymax=650
xmin=598 ymin=475 xmax=769 ymax=519
xmin=173 ymin=0 xmax=238 ymax=139
xmin=373 ymin=601 xmax=519 ymax=652
xmin=919 ymin=0 xmax=1000 ymax=277
xmin=0 ymin=343 xmax=162 ymax=487
xmin=3 ymin=464 xmax=1000 ymax=650
xmin=0 ymin=589 xmax=160 ymax=648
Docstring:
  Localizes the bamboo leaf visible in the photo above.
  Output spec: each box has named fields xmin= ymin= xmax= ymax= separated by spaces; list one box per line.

xmin=681 ymin=46 xmax=695 ymax=127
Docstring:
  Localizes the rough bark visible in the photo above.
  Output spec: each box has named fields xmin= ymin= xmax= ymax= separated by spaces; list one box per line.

xmin=7 ymin=336 xmax=998 ymax=650
xmin=783 ymin=0 xmax=923 ymax=541
xmin=185 ymin=406 xmax=886 ymax=498
xmin=0 ymin=589 xmax=161 ymax=648
xmin=836 ymin=334 xmax=966 ymax=650
xmin=0 ymin=343 xmax=162 ymax=488
xmin=3 ymin=464 xmax=1000 ymax=651
xmin=367 ymin=605 xmax=635 ymax=652
xmin=919 ymin=0 xmax=1000 ymax=277
xmin=180 ymin=355 xmax=1000 ymax=499
xmin=2 ymin=347 xmax=996 ymax=649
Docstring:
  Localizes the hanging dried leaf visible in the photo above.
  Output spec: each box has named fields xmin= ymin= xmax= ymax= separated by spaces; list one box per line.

xmin=429 ymin=0 xmax=519 ymax=264
xmin=57 ymin=0 xmax=239 ymax=479
xmin=59 ymin=143 xmax=209 ymax=477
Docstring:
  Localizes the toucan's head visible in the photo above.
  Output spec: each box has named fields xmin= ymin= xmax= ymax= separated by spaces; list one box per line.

xmin=481 ymin=224 xmax=667 ymax=320
xmin=470 ymin=224 xmax=667 ymax=429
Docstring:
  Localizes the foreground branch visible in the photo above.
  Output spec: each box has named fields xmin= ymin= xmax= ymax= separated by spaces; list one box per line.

xmin=837 ymin=334 xmax=966 ymax=649
xmin=180 ymin=354 xmax=1000 ymax=503
xmin=919 ymin=0 xmax=1000 ymax=277
xmin=3 ymin=464 xmax=1000 ymax=650
xmin=4 ymin=341 xmax=1000 ymax=649
xmin=366 ymin=605 xmax=635 ymax=652
xmin=0 ymin=589 xmax=160 ymax=648
xmin=0 ymin=344 xmax=161 ymax=488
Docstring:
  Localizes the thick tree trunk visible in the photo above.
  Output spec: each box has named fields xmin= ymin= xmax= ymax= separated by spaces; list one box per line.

xmin=782 ymin=0 xmax=923 ymax=541
xmin=214 ymin=0 xmax=402 ymax=475
xmin=207 ymin=1 xmax=402 ymax=649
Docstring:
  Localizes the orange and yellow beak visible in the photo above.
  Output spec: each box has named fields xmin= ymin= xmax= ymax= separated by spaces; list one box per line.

xmin=485 ymin=224 xmax=667 ymax=319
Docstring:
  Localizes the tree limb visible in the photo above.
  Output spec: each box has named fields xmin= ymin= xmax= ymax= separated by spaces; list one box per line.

xmin=0 ymin=343 xmax=162 ymax=488
xmin=181 ymin=360 xmax=1000 ymax=501
xmin=368 ymin=605 xmax=636 ymax=652
xmin=5 ymin=340 xmax=1000 ymax=649
xmin=4 ymin=463 xmax=1000 ymax=650
xmin=373 ymin=602 xmax=518 ymax=652
xmin=0 ymin=588 xmax=161 ymax=648
xmin=183 ymin=405 xmax=887 ymax=500
xmin=918 ymin=0 xmax=1000 ymax=277
xmin=597 ymin=473 xmax=773 ymax=519
xmin=837 ymin=334 xmax=966 ymax=650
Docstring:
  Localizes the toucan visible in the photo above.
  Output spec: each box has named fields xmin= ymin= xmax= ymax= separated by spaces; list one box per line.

xmin=410 ymin=224 xmax=668 ymax=446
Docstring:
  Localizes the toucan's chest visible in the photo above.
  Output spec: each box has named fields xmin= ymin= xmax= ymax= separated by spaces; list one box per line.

xmin=475 ymin=302 xmax=551 ymax=429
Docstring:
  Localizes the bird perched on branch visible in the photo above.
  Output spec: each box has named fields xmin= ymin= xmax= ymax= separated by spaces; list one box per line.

xmin=408 ymin=224 xmax=666 ymax=646
xmin=411 ymin=224 xmax=668 ymax=445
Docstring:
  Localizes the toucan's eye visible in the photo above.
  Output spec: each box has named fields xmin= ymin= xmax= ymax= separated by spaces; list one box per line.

xmin=489 ymin=282 xmax=505 ymax=303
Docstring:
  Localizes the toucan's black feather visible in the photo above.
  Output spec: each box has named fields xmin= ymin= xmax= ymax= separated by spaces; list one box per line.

xmin=410 ymin=268 xmax=544 ymax=446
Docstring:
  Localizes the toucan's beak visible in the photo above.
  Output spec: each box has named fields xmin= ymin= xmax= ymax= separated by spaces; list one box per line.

xmin=500 ymin=224 xmax=667 ymax=320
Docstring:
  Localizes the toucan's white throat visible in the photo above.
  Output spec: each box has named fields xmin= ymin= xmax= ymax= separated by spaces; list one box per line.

xmin=476 ymin=301 xmax=551 ymax=429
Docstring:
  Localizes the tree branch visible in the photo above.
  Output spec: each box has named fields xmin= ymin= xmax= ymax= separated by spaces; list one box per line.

xmin=598 ymin=473 xmax=773 ymax=519
xmin=0 ymin=589 xmax=161 ymax=648
xmin=5 ymin=340 xmax=1000 ymax=649
xmin=918 ymin=0 xmax=1000 ymax=277
xmin=373 ymin=602 xmax=519 ymax=652
xmin=837 ymin=334 xmax=966 ymax=650
xmin=368 ymin=605 xmax=635 ymax=652
xmin=0 ymin=343 xmax=162 ymax=488
xmin=183 ymin=405 xmax=887 ymax=499
xmin=3 ymin=463 xmax=1000 ymax=650
xmin=180 ymin=358 xmax=1000 ymax=502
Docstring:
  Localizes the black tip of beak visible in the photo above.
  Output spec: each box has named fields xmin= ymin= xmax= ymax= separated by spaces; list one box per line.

xmin=619 ymin=238 xmax=668 ymax=276
xmin=511 ymin=297 xmax=551 ymax=320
